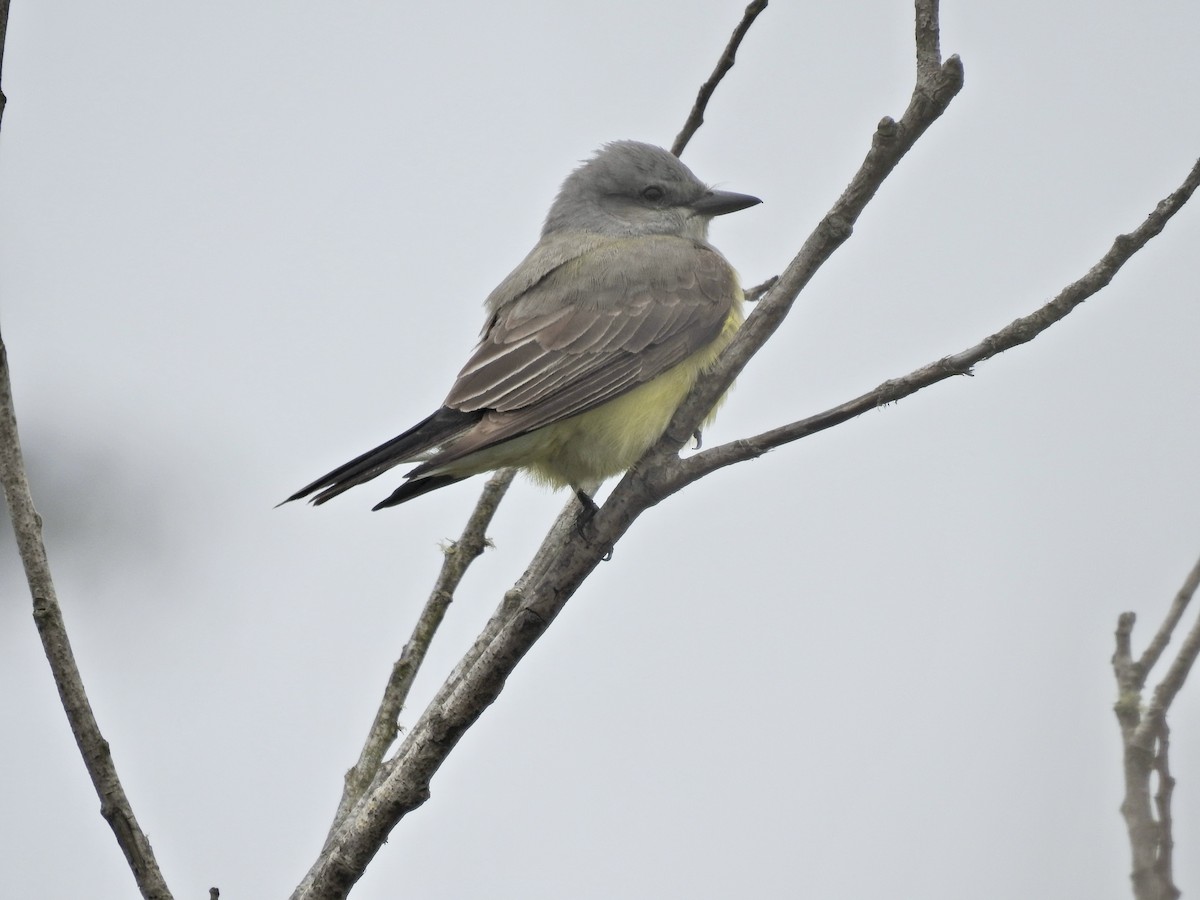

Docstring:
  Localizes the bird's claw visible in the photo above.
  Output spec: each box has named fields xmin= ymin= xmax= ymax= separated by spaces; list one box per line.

xmin=573 ymin=490 xmax=614 ymax=561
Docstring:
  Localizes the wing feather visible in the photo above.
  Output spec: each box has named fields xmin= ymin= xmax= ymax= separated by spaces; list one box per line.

xmin=439 ymin=234 xmax=737 ymax=447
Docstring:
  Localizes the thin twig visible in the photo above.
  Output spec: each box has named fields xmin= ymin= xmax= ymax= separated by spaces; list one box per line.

xmin=0 ymin=11 xmax=170 ymax=897
xmin=743 ymin=275 xmax=778 ymax=304
xmin=322 ymin=468 xmax=515 ymax=846
xmin=670 ymin=0 xmax=768 ymax=158
xmin=1141 ymin=597 xmax=1200 ymax=742
xmin=1137 ymin=553 xmax=1200 ymax=683
xmin=0 ymin=332 xmax=174 ymax=900
xmin=654 ymin=53 xmax=965 ymax=474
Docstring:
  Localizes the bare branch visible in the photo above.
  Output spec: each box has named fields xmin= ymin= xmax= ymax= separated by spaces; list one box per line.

xmin=669 ymin=154 xmax=1200 ymax=490
xmin=1111 ymin=552 xmax=1200 ymax=900
xmin=0 ymin=331 xmax=174 ymax=899
xmin=291 ymin=490 xmax=601 ymax=900
xmin=442 ymin=488 xmax=592 ymax=693
xmin=1114 ymin=612 xmax=1139 ymax=697
xmin=1118 ymin=709 xmax=1181 ymax=900
xmin=1141 ymin=598 xmax=1200 ymax=741
xmin=0 ymin=12 xmax=172 ymax=896
xmin=291 ymin=8 xmax=962 ymax=898
xmin=372 ymin=0 xmax=727 ymax=728
xmin=322 ymin=468 xmax=516 ymax=845
xmin=670 ymin=0 xmax=768 ymax=158
xmin=743 ymin=275 xmax=778 ymax=304
xmin=652 ymin=59 xmax=966 ymax=483
xmin=1152 ymin=722 xmax=1179 ymax=897
xmin=1114 ymin=616 xmax=1158 ymax=899
xmin=293 ymin=3 xmax=1194 ymax=895
xmin=914 ymin=0 xmax=943 ymax=79
xmin=1137 ymin=553 xmax=1200 ymax=683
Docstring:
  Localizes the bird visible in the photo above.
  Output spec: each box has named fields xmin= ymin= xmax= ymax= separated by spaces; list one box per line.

xmin=285 ymin=140 xmax=759 ymax=512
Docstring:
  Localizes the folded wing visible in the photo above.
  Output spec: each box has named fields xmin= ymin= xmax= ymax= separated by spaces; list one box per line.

xmin=428 ymin=234 xmax=738 ymax=466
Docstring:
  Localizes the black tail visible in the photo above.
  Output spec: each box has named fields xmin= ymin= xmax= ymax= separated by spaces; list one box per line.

xmin=371 ymin=474 xmax=468 ymax=510
xmin=284 ymin=407 xmax=483 ymax=506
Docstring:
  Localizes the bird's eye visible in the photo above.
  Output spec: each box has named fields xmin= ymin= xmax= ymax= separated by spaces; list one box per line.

xmin=640 ymin=185 xmax=665 ymax=202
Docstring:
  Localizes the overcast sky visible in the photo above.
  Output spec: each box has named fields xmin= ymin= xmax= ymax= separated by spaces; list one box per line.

xmin=3 ymin=2 xmax=1200 ymax=898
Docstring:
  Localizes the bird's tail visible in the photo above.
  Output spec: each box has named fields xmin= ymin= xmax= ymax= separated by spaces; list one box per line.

xmin=371 ymin=473 xmax=467 ymax=510
xmin=283 ymin=407 xmax=482 ymax=506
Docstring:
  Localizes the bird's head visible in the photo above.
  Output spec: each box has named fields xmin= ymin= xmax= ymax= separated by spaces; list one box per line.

xmin=542 ymin=140 xmax=760 ymax=241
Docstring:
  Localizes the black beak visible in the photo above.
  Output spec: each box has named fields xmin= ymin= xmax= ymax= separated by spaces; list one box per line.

xmin=690 ymin=188 xmax=762 ymax=217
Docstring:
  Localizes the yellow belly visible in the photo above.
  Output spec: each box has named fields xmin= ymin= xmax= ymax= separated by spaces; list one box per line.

xmin=467 ymin=300 xmax=744 ymax=489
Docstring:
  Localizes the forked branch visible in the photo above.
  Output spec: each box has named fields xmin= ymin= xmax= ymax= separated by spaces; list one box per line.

xmin=322 ymin=468 xmax=516 ymax=845
xmin=1112 ymin=553 xmax=1200 ymax=900
xmin=291 ymin=4 xmax=968 ymax=897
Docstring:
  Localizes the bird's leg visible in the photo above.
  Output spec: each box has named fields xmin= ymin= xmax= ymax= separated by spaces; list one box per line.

xmin=692 ymin=428 xmax=703 ymax=450
xmin=572 ymin=490 xmax=613 ymax=561
xmin=574 ymin=488 xmax=599 ymax=518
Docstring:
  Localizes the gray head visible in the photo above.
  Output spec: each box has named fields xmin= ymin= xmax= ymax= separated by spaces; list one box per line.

xmin=542 ymin=141 xmax=760 ymax=240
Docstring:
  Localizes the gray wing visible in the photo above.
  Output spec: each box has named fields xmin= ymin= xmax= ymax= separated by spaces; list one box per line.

xmin=443 ymin=234 xmax=738 ymax=441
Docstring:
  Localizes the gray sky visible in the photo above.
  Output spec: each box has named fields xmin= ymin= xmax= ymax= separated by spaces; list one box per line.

xmin=2 ymin=2 xmax=1199 ymax=898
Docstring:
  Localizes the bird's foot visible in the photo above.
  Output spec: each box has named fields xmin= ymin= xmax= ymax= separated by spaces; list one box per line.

xmin=573 ymin=490 xmax=613 ymax=561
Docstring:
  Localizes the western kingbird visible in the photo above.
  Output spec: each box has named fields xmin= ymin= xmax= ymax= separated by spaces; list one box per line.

xmin=286 ymin=141 xmax=759 ymax=511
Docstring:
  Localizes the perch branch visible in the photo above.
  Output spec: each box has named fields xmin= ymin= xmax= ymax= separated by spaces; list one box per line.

xmin=322 ymin=468 xmax=516 ymax=846
xmin=290 ymin=5 xmax=959 ymax=898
